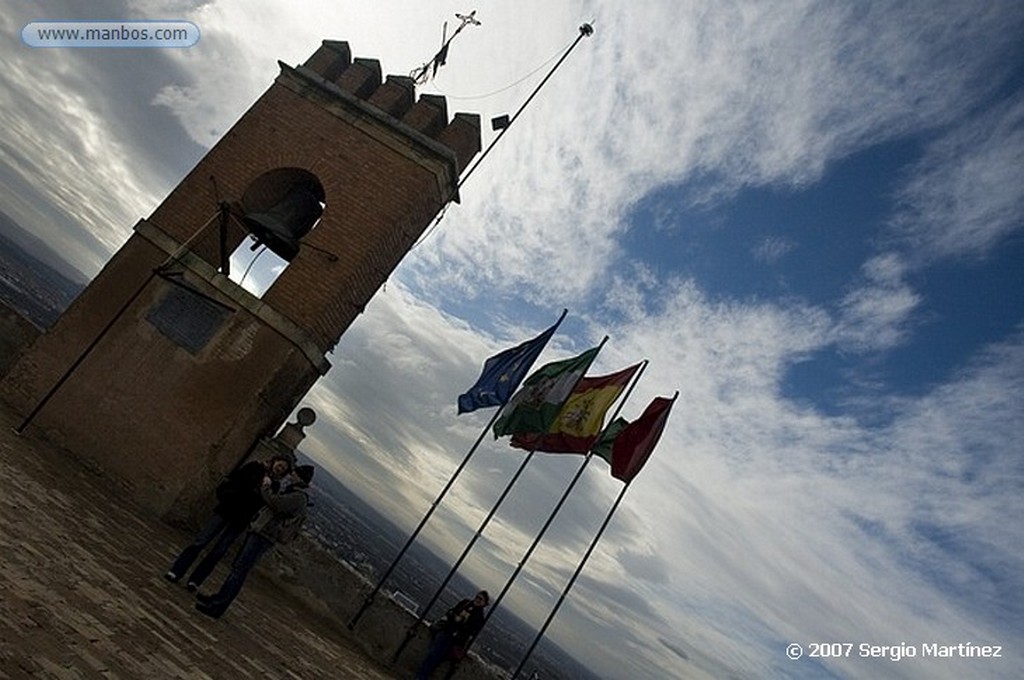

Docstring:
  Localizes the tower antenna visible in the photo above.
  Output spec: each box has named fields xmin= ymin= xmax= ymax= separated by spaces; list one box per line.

xmin=412 ymin=21 xmax=595 ymax=249
xmin=411 ymin=9 xmax=482 ymax=84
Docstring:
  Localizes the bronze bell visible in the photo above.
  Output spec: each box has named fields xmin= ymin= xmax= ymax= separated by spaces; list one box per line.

xmin=243 ymin=184 xmax=323 ymax=261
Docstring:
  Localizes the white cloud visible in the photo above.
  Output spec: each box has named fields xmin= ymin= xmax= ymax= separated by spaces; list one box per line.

xmin=429 ymin=263 xmax=1019 ymax=677
xmin=834 ymin=253 xmax=922 ymax=353
xmin=0 ymin=52 xmax=158 ymax=272
xmin=543 ymin=314 xmax=1024 ymax=678
xmin=401 ymin=1 xmax=1024 ymax=309
xmin=753 ymin=236 xmax=795 ymax=264
xmin=891 ymin=96 xmax=1024 ymax=263
xmin=0 ymin=1 xmax=198 ymax=274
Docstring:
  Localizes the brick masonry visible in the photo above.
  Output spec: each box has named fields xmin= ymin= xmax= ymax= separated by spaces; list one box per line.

xmin=0 ymin=39 xmax=481 ymax=522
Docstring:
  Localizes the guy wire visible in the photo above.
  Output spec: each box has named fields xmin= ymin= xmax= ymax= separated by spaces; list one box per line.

xmin=411 ymin=22 xmax=595 ymax=251
xmin=427 ymin=38 xmax=573 ymax=102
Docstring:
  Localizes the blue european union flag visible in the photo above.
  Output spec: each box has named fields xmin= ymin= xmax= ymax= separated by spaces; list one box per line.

xmin=457 ymin=312 xmax=565 ymax=414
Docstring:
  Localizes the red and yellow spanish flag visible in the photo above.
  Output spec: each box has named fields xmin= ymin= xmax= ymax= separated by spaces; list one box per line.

xmin=510 ymin=363 xmax=641 ymax=454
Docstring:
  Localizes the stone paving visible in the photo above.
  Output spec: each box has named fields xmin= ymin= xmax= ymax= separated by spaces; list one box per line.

xmin=0 ymin=405 xmax=399 ymax=680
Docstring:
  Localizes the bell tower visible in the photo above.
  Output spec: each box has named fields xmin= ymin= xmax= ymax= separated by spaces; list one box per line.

xmin=2 ymin=40 xmax=481 ymax=520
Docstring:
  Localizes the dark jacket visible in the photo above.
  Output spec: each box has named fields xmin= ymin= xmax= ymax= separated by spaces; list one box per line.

xmin=214 ymin=460 xmax=266 ymax=525
xmin=439 ymin=599 xmax=486 ymax=646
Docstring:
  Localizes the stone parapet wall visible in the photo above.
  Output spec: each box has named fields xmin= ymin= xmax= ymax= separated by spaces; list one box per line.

xmin=0 ymin=299 xmax=40 ymax=378
xmin=265 ymin=535 xmax=506 ymax=680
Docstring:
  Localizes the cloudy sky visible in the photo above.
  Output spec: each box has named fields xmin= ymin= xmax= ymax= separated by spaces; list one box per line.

xmin=3 ymin=2 xmax=1023 ymax=678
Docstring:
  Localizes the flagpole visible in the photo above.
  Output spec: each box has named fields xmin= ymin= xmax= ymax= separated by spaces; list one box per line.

xmin=15 ymin=206 xmax=227 ymax=434
xmin=391 ymin=335 xmax=609 ymax=662
xmin=511 ymin=480 xmax=631 ymax=680
xmin=411 ymin=22 xmax=595 ymax=249
xmin=450 ymin=22 xmax=594 ymax=196
xmin=451 ymin=361 xmax=649 ymax=662
xmin=390 ymin=444 xmax=540 ymax=662
xmin=347 ymin=406 xmax=503 ymax=629
xmin=511 ymin=391 xmax=678 ymax=679
xmin=349 ymin=311 xmax=568 ymax=629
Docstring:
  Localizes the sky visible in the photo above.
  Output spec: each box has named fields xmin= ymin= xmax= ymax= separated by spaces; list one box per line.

xmin=2 ymin=2 xmax=1023 ymax=679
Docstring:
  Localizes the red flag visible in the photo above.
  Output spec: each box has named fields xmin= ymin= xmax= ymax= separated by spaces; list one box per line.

xmin=610 ymin=395 xmax=675 ymax=483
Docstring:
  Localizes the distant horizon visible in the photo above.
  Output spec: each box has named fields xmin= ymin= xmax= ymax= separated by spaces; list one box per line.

xmin=0 ymin=208 xmax=90 ymax=285
xmin=296 ymin=448 xmax=601 ymax=680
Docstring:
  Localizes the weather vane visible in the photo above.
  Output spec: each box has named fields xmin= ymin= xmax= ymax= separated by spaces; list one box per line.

xmin=410 ymin=9 xmax=482 ymax=84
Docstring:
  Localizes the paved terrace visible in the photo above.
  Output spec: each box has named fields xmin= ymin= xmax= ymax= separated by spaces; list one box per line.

xmin=0 ymin=405 xmax=399 ymax=680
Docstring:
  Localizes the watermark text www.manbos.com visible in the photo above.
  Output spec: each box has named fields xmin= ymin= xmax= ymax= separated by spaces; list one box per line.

xmin=22 ymin=21 xmax=199 ymax=48
xmin=785 ymin=641 xmax=1003 ymax=663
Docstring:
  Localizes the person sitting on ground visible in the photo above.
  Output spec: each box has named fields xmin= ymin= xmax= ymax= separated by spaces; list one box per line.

xmin=415 ymin=590 xmax=490 ymax=680
xmin=194 ymin=464 xmax=314 ymax=619
xmin=165 ymin=455 xmax=291 ymax=591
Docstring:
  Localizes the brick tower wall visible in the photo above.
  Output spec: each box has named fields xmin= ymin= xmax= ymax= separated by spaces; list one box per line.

xmin=0 ymin=40 xmax=480 ymax=520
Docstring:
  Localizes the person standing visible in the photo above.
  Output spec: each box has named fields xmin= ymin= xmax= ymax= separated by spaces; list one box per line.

xmin=415 ymin=590 xmax=490 ymax=680
xmin=194 ymin=464 xmax=314 ymax=618
xmin=165 ymin=455 xmax=292 ymax=591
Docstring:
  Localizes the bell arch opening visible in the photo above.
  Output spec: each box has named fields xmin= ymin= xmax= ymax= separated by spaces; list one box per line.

xmin=228 ymin=168 xmax=326 ymax=297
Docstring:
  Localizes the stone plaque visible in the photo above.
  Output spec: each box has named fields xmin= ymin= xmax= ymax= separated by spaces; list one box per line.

xmin=146 ymin=280 xmax=231 ymax=355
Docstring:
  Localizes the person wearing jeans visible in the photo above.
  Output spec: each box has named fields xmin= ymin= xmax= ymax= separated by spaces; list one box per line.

xmin=166 ymin=513 xmax=242 ymax=589
xmin=165 ymin=456 xmax=291 ymax=591
xmin=195 ymin=464 xmax=314 ymax=619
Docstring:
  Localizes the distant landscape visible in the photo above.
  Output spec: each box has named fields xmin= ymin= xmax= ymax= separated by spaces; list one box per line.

xmin=0 ymin=209 xmax=86 ymax=328
xmin=0 ymin=214 xmax=600 ymax=680
xmin=301 ymin=452 xmax=602 ymax=680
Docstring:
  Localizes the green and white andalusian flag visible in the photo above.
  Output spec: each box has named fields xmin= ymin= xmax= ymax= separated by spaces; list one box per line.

xmin=492 ymin=346 xmax=600 ymax=438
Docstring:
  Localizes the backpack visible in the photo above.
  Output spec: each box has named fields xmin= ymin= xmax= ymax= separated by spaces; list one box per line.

xmin=249 ymin=488 xmax=308 ymax=544
xmin=276 ymin=512 xmax=306 ymax=544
